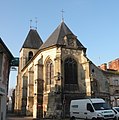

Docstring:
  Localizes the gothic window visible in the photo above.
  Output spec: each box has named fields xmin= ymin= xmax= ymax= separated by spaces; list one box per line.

xmin=64 ymin=57 xmax=78 ymax=84
xmin=28 ymin=51 xmax=33 ymax=61
xmin=46 ymin=59 xmax=54 ymax=85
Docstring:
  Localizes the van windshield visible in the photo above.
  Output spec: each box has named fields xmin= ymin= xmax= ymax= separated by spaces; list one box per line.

xmin=92 ymin=103 xmax=111 ymax=110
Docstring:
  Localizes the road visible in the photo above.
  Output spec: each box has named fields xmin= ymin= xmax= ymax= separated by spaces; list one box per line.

xmin=6 ymin=113 xmax=71 ymax=120
xmin=6 ymin=114 xmax=33 ymax=120
xmin=7 ymin=117 xmax=33 ymax=120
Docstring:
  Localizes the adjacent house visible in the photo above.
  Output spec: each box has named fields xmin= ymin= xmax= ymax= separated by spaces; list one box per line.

xmin=100 ymin=60 xmax=119 ymax=107
xmin=0 ymin=38 xmax=13 ymax=120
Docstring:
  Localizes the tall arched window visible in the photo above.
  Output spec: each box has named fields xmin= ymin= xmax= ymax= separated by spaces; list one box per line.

xmin=46 ymin=59 xmax=54 ymax=85
xmin=64 ymin=57 xmax=78 ymax=84
xmin=28 ymin=51 xmax=33 ymax=60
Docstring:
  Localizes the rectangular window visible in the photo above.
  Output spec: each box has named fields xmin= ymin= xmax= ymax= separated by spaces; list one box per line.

xmin=72 ymin=105 xmax=78 ymax=108
xmin=0 ymin=53 xmax=3 ymax=78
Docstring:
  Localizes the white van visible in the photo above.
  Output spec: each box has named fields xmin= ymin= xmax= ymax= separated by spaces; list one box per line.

xmin=70 ymin=98 xmax=116 ymax=120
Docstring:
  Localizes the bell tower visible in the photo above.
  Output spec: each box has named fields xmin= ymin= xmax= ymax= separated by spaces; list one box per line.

xmin=15 ymin=28 xmax=43 ymax=115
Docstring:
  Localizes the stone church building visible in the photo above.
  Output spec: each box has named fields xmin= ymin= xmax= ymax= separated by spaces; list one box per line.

xmin=14 ymin=21 xmax=110 ymax=118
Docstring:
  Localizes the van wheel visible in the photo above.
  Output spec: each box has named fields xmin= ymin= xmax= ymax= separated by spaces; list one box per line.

xmin=92 ymin=118 xmax=97 ymax=120
xmin=113 ymin=117 xmax=117 ymax=120
xmin=112 ymin=117 xmax=116 ymax=120
xmin=70 ymin=116 xmax=75 ymax=120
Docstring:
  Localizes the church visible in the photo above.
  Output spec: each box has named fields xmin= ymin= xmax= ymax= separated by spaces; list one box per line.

xmin=14 ymin=21 xmax=110 ymax=119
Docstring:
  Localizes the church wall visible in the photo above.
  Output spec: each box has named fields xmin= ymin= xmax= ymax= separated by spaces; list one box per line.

xmin=20 ymin=47 xmax=61 ymax=118
xmin=20 ymin=48 xmax=38 ymax=70
xmin=26 ymin=70 xmax=34 ymax=116
xmin=61 ymin=48 xmax=90 ymax=117
xmin=62 ymin=48 xmax=89 ymax=94
xmin=82 ymin=61 xmax=91 ymax=96
xmin=14 ymin=73 xmax=22 ymax=114
xmin=33 ymin=47 xmax=60 ymax=82
xmin=15 ymin=47 xmax=38 ymax=115
xmin=38 ymin=47 xmax=61 ymax=118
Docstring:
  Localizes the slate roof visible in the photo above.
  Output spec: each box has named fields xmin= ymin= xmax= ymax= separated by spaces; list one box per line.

xmin=40 ymin=21 xmax=85 ymax=50
xmin=0 ymin=38 xmax=13 ymax=59
xmin=22 ymin=29 xmax=43 ymax=49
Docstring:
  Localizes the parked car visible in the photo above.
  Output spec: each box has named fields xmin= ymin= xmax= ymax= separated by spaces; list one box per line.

xmin=112 ymin=107 xmax=119 ymax=120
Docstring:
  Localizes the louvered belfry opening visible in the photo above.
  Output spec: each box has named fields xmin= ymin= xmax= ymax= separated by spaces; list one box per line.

xmin=28 ymin=51 xmax=33 ymax=60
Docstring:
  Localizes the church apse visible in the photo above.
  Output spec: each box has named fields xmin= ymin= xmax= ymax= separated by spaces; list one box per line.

xmin=62 ymin=57 xmax=86 ymax=117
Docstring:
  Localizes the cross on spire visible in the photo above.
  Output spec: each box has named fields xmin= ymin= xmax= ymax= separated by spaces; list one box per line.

xmin=35 ymin=17 xmax=38 ymax=30
xmin=30 ymin=19 xmax=32 ymax=29
xmin=61 ymin=9 xmax=64 ymax=22
xmin=29 ymin=18 xmax=38 ymax=30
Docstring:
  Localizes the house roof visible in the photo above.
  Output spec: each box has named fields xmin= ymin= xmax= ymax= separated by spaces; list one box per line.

xmin=0 ymin=38 xmax=13 ymax=59
xmin=40 ymin=21 xmax=85 ymax=50
xmin=21 ymin=29 xmax=43 ymax=49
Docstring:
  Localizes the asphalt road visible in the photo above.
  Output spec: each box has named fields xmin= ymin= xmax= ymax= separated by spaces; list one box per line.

xmin=6 ymin=113 xmax=36 ymax=120
xmin=6 ymin=113 xmax=70 ymax=120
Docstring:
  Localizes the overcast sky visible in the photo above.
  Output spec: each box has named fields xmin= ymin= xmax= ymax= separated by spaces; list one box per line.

xmin=1 ymin=0 xmax=119 ymax=89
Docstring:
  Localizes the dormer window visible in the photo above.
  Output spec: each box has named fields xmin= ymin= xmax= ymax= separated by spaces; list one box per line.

xmin=64 ymin=34 xmax=77 ymax=47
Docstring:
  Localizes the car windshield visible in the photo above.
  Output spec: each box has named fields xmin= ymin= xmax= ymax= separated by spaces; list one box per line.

xmin=115 ymin=107 xmax=119 ymax=112
xmin=92 ymin=103 xmax=111 ymax=110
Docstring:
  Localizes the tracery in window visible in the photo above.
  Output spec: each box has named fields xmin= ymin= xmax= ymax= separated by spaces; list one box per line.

xmin=64 ymin=57 xmax=78 ymax=84
xmin=46 ymin=59 xmax=54 ymax=85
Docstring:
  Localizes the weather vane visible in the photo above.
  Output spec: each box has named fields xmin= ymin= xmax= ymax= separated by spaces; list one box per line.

xmin=61 ymin=9 xmax=64 ymax=21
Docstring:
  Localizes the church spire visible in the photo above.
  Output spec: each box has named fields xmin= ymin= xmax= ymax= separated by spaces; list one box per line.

xmin=21 ymin=29 xmax=43 ymax=50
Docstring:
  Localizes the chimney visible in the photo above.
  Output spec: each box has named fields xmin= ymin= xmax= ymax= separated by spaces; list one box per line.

xmin=109 ymin=58 xmax=119 ymax=71
xmin=99 ymin=63 xmax=107 ymax=71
